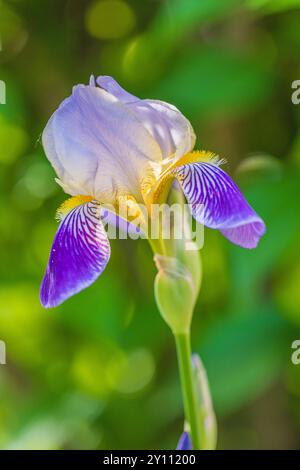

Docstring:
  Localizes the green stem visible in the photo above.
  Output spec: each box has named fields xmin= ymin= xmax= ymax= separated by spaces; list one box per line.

xmin=175 ymin=333 xmax=201 ymax=450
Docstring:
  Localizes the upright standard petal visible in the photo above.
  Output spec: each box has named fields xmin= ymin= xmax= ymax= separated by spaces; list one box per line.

xmin=95 ymin=76 xmax=196 ymax=160
xmin=93 ymin=75 xmax=137 ymax=103
xmin=40 ymin=199 xmax=110 ymax=308
xmin=174 ymin=160 xmax=265 ymax=249
xmin=42 ymin=84 xmax=162 ymax=204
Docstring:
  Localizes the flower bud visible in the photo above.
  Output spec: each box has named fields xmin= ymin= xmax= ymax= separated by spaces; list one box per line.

xmin=192 ymin=354 xmax=217 ymax=450
xmin=154 ymin=255 xmax=197 ymax=334
xmin=176 ymin=431 xmax=192 ymax=450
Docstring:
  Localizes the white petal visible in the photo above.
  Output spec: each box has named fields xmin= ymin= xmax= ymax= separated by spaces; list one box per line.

xmin=95 ymin=75 xmax=137 ymax=103
xmin=134 ymin=99 xmax=196 ymax=159
xmin=96 ymin=76 xmax=196 ymax=159
xmin=42 ymin=85 xmax=162 ymax=203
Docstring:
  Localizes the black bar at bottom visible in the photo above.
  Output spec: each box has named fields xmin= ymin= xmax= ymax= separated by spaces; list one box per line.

xmin=0 ymin=449 xmax=299 ymax=465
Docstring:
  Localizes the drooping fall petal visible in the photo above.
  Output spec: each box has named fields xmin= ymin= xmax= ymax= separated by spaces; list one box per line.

xmin=40 ymin=200 xmax=110 ymax=308
xmin=174 ymin=161 xmax=265 ymax=249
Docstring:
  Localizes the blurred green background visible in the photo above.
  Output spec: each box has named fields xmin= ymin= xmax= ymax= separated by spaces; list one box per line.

xmin=1 ymin=0 xmax=300 ymax=450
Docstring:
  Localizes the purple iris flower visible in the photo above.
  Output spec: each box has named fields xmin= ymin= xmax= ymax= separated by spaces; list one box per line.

xmin=40 ymin=75 xmax=265 ymax=308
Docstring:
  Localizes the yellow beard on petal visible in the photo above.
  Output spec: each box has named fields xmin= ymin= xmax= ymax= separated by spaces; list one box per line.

xmin=56 ymin=195 xmax=94 ymax=221
xmin=115 ymin=193 xmax=147 ymax=230
xmin=145 ymin=150 xmax=218 ymax=211
xmin=140 ymin=161 xmax=164 ymax=209
xmin=173 ymin=150 xmax=217 ymax=167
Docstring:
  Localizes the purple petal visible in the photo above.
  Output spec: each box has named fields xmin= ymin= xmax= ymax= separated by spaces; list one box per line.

xmin=100 ymin=206 xmax=144 ymax=240
xmin=176 ymin=432 xmax=193 ymax=450
xmin=40 ymin=201 xmax=110 ymax=308
xmin=175 ymin=162 xmax=266 ymax=249
xmin=95 ymin=76 xmax=195 ymax=159
xmin=220 ymin=222 xmax=265 ymax=249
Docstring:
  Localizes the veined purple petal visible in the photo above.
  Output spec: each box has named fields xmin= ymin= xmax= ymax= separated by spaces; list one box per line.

xmin=220 ymin=223 xmax=265 ymax=249
xmin=176 ymin=432 xmax=193 ymax=450
xmin=175 ymin=162 xmax=266 ymax=249
xmin=40 ymin=201 xmax=110 ymax=308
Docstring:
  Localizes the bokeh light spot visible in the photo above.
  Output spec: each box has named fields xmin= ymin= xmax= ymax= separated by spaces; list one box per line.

xmin=0 ymin=117 xmax=29 ymax=165
xmin=85 ymin=0 xmax=135 ymax=40
xmin=107 ymin=348 xmax=155 ymax=394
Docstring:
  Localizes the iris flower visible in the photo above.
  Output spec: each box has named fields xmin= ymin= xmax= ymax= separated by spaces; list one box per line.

xmin=40 ymin=76 xmax=265 ymax=308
